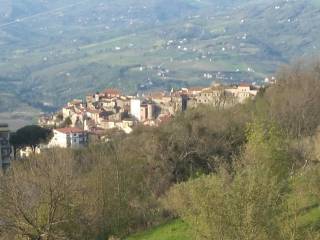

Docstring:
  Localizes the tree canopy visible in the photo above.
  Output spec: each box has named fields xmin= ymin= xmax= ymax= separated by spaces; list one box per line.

xmin=10 ymin=125 xmax=52 ymax=154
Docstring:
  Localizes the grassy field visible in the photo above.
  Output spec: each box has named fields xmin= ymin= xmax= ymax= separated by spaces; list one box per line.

xmin=126 ymin=220 xmax=191 ymax=240
xmin=126 ymin=207 xmax=320 ymax=240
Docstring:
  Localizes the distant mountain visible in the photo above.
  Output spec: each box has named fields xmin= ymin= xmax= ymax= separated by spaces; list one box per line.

xmin=0 ymin=0 xmax=319 ymax=128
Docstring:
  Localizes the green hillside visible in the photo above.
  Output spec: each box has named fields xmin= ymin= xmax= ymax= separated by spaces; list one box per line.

xmin=126 ymin=220 xmax=191 ymax=240
xmin=126 ymin=206 xmax=320 ymax=240
xmin=1 ymin=0 xmax=320 ymax=128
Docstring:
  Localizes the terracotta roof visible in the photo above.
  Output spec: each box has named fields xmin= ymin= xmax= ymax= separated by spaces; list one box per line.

xmin=148 ymin=91 xmax=166 ymax=99
xmin=238 ymin=83 xmax=252 ymax=87
xmin=202 ymin=87 xmax=224 ymax=93
xmin=55 ymin=127 xmax=84 ymax=134
xmin=104 ymin=88 xmax=121 ymax=96
xmin=188 ymin=87 xmax=205 ymax=92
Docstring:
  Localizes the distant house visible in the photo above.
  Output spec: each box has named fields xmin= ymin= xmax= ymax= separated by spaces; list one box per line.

xmin=62 ymin=106 xmax=74 ymax=119
xmin=68 ymin=99 xmax=83 ymax=108
xmin=130 ymin=98 xmax=142 ymax=121
xmin=197 ymin=87 xmax=225 ymax=105
xmin=103 ymin=88 xmax=122 ymax=98
xmin=226 ymin=84 xmax=258 ymax=103
xmin=38 ymin=115 xmax=57 ymax=127
xmin=19 ymin=146 xmax=41 ymax=158
xmin=48 ymin=128 xmax=88 ymax=148
xmin=86 ymin=109 xmax=100 ymax=123
xmin=187 ymin=87 xmax=205 ymax=96
xmin=130 ymin=98 xmax=155 ymax=122
xmin=87 ymin=127 xmax=109 ymax=143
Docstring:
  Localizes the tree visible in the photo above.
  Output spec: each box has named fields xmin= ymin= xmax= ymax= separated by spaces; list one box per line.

xmin=0 ymin=149 xmax=91 ymax=240
xmin=148 ymin=105 xmax=250 ymax=183
xmin=10 ymin=125 xmax=52 ymax=156
xmin=265 ymin=59 xmax=320 ymax=138
xmin=165 ymin=119 xmax=310 ymax=240
xmin=80 ymin=140 xmax=164 ymax=239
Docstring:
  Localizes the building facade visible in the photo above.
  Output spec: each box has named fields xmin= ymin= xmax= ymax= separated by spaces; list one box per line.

xmin=48 ymin=128 xmax=88 ymax=148
xmin=130 ymin=99 xmax=141 ymax=121
xmin=0 ymin=124 xmax=11 ymax=170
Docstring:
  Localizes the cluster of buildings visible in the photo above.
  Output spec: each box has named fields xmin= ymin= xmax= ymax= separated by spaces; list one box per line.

xmin=39 ymin=84 xmax=259 ymax=149
xmin=0 ymin=83 xmax=259 ymax=167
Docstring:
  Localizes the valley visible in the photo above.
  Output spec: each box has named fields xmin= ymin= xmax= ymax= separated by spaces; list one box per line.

xmin=0 ymin=0 xmax=319 ymax=129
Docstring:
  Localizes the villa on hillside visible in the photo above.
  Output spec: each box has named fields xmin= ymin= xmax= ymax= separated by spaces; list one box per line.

xmin=48 ymin=127 xmax=88 ymax=148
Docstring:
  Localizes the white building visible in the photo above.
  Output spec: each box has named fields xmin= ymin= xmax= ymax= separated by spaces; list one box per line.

xmin=19 ymin=146 xmax=41 ymax=158
xmin=48 ymin=127 xmax=88 ymax=148
xmin=226 ymin=84 xmax=258 ymax=103
xmin=130 ymin=99 xmax=141 ymax=121
xmin=0 ymin=123 xmax=11 ymax=170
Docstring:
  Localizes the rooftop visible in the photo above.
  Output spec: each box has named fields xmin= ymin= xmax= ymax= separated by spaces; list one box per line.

xmin=104 ymin=88 xmax=122 ymax=96
xmin=238 ymin=83 xmax=252 ymax=87
xmin=188 ymin=87 xmax=205 ymax=92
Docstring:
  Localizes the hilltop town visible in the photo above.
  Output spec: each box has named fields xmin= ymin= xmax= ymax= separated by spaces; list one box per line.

xmin=1 ymin=82 xmax=263 ymax=168
xmin=2 ymin=1 xmax=320 ymax=239
xmin=37 ymin=83 xmax=259 ymax=149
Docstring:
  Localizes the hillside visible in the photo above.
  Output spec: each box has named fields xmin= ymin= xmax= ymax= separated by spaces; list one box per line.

xmin=0 ymin=0 xmax=320 ymax=128
xmin=126 ymin=220 xmax=190 ymax=240
xmin=126 ymin=208 xmax=320 ymax=240
xmin=2 ymin=63 xmax=320 ymax=239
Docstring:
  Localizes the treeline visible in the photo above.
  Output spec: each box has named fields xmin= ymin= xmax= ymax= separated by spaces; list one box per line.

xmin=1 ymin=60 xmax=320 ymax=239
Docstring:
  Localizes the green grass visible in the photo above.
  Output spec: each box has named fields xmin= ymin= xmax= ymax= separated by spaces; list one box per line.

xmin=299 ymin=205 xmax=320 ymax=228
xmin=126 ymin=220 xmax=191 ymax=240
xmin=125 ymin=203 xmax=320 ymax=240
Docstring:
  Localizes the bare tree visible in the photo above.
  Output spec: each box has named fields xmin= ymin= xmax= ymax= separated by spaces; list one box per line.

xmin=0 ymin=149 xmax=87 ymax=240
xmin=266 ymin=59 xmax=320 ymax=138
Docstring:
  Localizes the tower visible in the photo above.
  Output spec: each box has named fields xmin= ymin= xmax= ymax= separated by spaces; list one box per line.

xmin=130 ymin=99 xmax=141 ymax=121
xmin=0 ymin=124 xmax=11 ymax=170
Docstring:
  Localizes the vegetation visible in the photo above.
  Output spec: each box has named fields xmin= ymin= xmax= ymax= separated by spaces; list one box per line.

xmin=1 ymin=0 xmax=320 ymax=127
xmin=10 ymin=125 xmax=52 ymax=156
xmin=126 ymin=220 xmax=190 ymax=240
xmin=166 ymin=120 xmax=296 ymax=240
xmin=2 ymin=60 xmax=320 ymax=239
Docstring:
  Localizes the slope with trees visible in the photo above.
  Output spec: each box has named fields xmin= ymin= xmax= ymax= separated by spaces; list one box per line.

xmin=2 ymin=60 xmax=320 ymax=239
